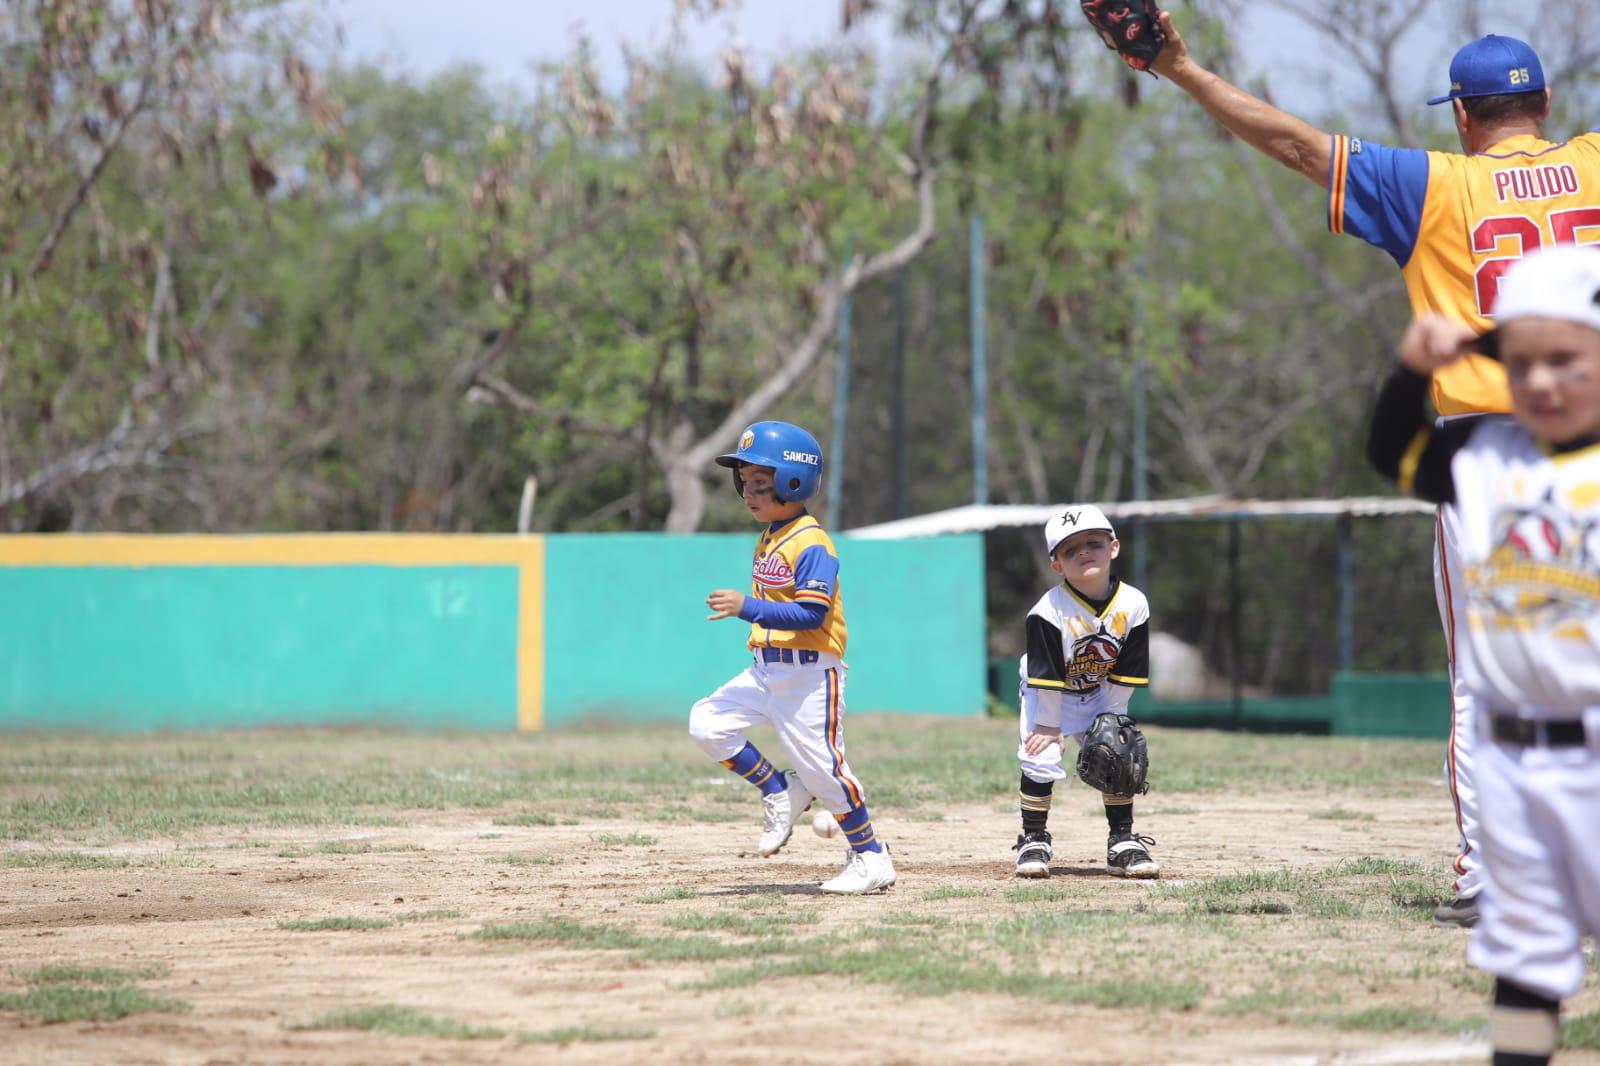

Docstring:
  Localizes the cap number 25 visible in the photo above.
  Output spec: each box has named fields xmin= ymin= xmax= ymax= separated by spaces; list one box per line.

xmin=1473 ymin=207 xmax=1600 ymax=316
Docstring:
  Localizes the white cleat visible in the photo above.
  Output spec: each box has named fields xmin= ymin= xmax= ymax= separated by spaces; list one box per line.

xmin=757 ymin=771 xmax=814 ymax=857
xmin=819 ymin=846 xmax=896 ymax=895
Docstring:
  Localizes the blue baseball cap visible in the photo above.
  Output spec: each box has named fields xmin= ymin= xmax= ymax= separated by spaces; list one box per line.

xmin=1427 ymin=35 xmax=1544 ymax=106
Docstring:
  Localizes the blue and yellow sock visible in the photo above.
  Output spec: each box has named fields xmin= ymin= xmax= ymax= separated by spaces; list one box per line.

xmin=835 ymin=804 xmax=883 ymax=854
xmin=720 ymin=742 xmax=787 ymax=796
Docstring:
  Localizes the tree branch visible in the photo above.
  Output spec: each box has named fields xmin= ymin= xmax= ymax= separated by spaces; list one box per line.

xmin=26 ymin=80 xmax=150 ymax=280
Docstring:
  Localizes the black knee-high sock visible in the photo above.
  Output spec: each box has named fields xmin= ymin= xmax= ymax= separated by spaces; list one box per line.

xmin=1491 ymin=978 xmax=1559 ymax=1066
xmin=1019 ymin=774 xmax=1053 ymax=835
xmin=1103 ymin=794 xmax=1134 ymax=837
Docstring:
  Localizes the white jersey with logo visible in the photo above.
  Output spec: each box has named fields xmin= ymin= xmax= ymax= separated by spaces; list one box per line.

xmin=1450 ymin=422 xmax=1600 ymax=715
xmin=1015 ymin=578 xmax=1151 ymax=785
xmin=1449 ymin=422 xmax=1600 ymax=1003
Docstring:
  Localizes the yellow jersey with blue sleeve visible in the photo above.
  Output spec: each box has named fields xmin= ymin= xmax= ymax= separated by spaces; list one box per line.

xmin=738 ymin=512 xmax=848 ymax=657
xmin=1328 ymin=131 xmax=1600 ymax=415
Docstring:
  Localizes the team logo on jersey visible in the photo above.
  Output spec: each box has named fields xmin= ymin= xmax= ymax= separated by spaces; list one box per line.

xmin=1063 ymin=628 xmax=1123 ymax=692
xmin=1469 ymin=496 xmax=1600 ymax=623
xmin=752 ymin=553 xmax=794 ymax=589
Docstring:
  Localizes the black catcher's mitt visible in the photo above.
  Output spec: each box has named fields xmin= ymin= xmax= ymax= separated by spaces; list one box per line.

xmin=1077 ymin=712 xmax=1150 ymax=796
xmin=1079 ymin=0 xmax=1167 ymax=73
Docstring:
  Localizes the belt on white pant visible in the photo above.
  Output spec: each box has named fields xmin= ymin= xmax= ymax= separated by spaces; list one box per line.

xmin=1487 ymin=713 xmax=1587 ymax=749
xmin=756 ymin=647 xmax=820 ymax=665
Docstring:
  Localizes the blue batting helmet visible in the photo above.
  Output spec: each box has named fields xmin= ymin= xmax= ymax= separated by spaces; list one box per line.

xmin=714 ymin=421 xmax=824 ymax=503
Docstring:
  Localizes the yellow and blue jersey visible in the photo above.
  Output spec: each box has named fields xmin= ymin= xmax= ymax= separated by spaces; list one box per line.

xmin=1329 ymin=131 xmax=1600 ymax=415
xmin=741 ymin=513 xmax=848 ymax=657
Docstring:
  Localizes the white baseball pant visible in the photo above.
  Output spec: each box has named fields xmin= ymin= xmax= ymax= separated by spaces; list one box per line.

xmin=688 ymin=652 xmax=865 ymax=814
xmin=1017 ymin=658 xmax=1132 ymax=784
xmin=1435 ymin=503 xmax=1485 ymax=900
xmin=1467 ymin=710 xmax=1600 ymax=1001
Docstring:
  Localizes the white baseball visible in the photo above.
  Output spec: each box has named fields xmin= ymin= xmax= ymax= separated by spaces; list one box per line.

xmin=812 ymin=812 xmax=839 ymax=839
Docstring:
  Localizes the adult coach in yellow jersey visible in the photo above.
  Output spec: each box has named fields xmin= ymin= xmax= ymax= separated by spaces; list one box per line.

xmin=1146 ymin=12 xmax=1600 ymax=928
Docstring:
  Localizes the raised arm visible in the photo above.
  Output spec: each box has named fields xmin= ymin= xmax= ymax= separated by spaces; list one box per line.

xmin=1150 ymin=10 xmax=1331 ymax=184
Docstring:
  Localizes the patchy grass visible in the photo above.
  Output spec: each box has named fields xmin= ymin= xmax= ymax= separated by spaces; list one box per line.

xmin=1004 ymin=884 xmax=1068 ymax=903
xmin=921 ymin=885 xmax=985 ymax=901
xmin=662 ymin=911 xmax=820 ymax=936
xmin=276 ymin=917 xmax=394 ymax=932
xmin=519 ymin=1025 xmax=657 ymax=1044
xmin=491 ymin=853 xmax=562 ymax=866
xmin=0 ymin=721 xmax=1447 ymax=841
xmin=312 ymin=840 xmax=372 ymax=854
xmin=0 ymin=964 xmax=184 ymax=1023
xmin=0 ymin=985 xmax=189 ymax=1023
xmin=593 ymin=832 xmax=657 ymax=846
xmin=1567 ymin=1011 xmax=1600 ymax=1050
xmin=638 ymin=887 xmax=699 ymax=904
xmin=22 ymin=964 xmax=167 ymax=987
xmin=491 ymin=811 xmax=558 ymax=827
xmin=300 ymin=1004 xmax=503 ymax=1039
xmin=1306 ymin=1006 xmax=1469 ymax=1034
xmin=0 ymin=721 xmax=1498 ymax=1053
xmin=1 ymin=850 xmax=207 ymax=870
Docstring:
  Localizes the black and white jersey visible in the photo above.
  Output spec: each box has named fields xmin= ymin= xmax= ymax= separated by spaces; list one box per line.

xmin=1023 ymin=577 xmax=1151 ymax=700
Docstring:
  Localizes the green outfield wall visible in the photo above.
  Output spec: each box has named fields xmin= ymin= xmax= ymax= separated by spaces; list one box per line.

xmin=0 ymin=533 xmax=986 ymax=732
xmin=986 ymin=662 xmax=1452 ymax=739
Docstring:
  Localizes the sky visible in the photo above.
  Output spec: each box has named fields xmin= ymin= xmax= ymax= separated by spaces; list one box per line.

xmin=309 ymin=0 xmax=1554 ymax=126
xmin=318 ymin=0 xmax=898 ymax=92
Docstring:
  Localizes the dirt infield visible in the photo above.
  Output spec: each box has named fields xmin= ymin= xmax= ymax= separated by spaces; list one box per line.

xmin=0 ymin=722 xmax=1596 ymax=1064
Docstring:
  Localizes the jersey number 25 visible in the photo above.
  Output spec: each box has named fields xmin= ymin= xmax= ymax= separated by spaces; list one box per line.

xmin=1474 ymin=208 xmax=1600 ymax=316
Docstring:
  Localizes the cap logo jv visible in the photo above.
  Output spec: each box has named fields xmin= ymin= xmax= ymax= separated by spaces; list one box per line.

xmin=739 ymin=429 xmax=754 ymax=450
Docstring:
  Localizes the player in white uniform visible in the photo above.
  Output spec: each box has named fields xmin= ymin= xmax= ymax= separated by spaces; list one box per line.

xmin=1012 ymin=506 xmax=1158 ymax=879
xmin=1368 ymin=245 xmax=1600 ymax=1066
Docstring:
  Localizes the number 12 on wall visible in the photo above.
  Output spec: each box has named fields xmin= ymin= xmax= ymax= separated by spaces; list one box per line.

xmin=428 ymin=579 xmax=470 ymax=618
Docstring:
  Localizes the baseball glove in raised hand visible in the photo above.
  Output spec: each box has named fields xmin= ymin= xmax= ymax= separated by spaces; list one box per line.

xmin=1076 ymin=712 xmax=1150 ymax=796
xmin=1079 ymin=0 xmax=1166 ymax=72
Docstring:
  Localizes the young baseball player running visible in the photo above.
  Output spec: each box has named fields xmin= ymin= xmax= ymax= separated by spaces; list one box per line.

xmin=687 ymin=420 xmax=895 ymax=895
xmin=1368 ymin=245 xmax=1600 ymax=1066
xmin=1012 ymin=505 xmax=1157 ymax=880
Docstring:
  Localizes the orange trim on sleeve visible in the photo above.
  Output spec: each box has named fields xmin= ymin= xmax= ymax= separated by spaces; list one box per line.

xmin=1328 ymin=135 xmax=1348 ymax=235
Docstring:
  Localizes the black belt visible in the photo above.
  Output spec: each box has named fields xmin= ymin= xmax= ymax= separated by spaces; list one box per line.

xmin=759 ymin=648 xmax=820 ymax=665
xmin=1489 ymin=714 xmax=1588 ymax=748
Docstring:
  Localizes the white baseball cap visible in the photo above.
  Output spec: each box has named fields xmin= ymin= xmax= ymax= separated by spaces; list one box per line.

xmin=1478 ymin=245 xmax=1600 ymax=356
xmin=1044 ymin=505 xmax=1116 ymax=557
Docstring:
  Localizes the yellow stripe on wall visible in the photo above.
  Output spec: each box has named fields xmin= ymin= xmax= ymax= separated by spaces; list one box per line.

xmin=0 ymin=534 xmax=538 ymax=568
xmin=518 ymin=538 xmax=545 ymax=733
